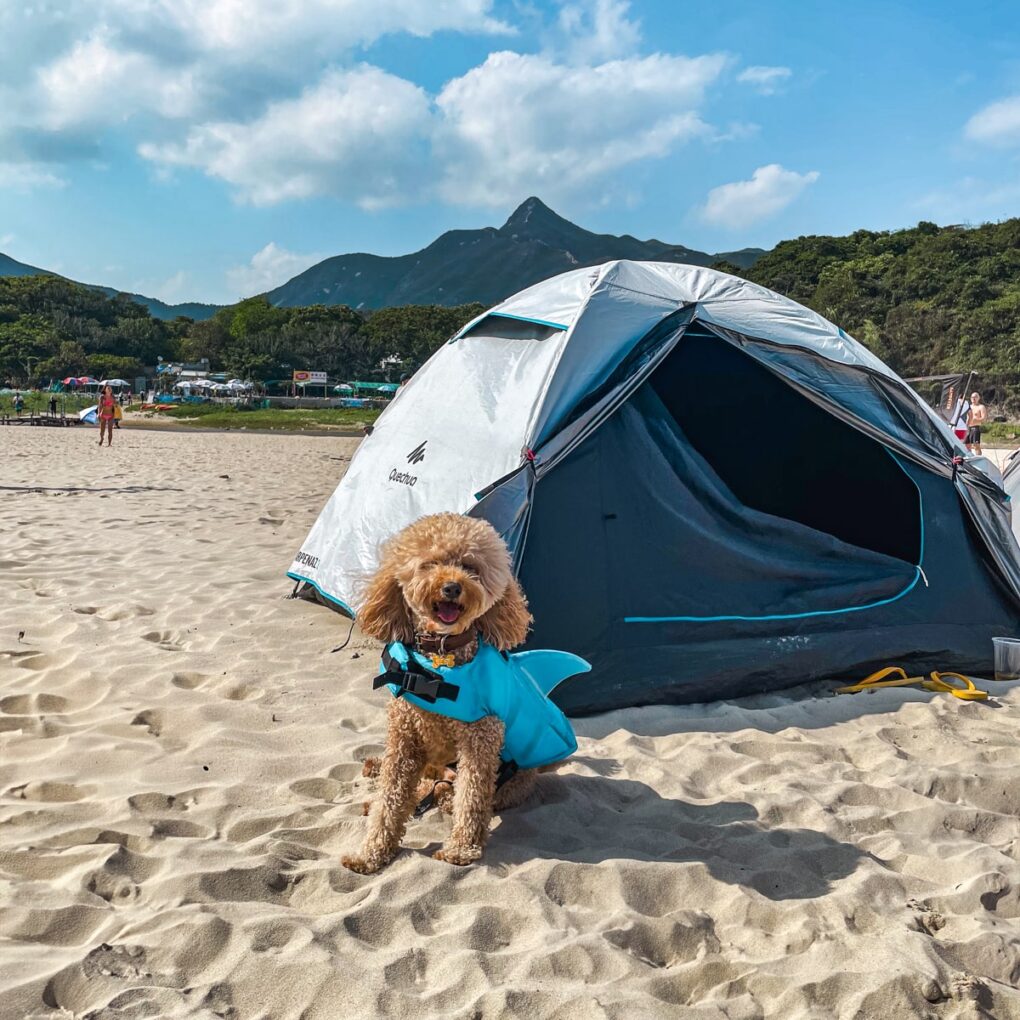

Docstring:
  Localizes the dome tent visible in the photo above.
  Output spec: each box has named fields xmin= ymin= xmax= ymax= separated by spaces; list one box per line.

xmin=289 ymin=261 xmax=1020 ymax=713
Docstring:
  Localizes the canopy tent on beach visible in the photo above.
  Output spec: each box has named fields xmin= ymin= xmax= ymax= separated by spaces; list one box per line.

xmin=289 ymin=261 xmax=1020 ymax=713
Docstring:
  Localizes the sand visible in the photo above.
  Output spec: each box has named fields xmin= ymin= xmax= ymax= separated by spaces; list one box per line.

xmin=2 ymin=426 xmax=1019 ymax=1020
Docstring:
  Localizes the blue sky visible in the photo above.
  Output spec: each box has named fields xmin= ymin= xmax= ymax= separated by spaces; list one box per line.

xmin=1 ymin=0 xmax=1019 ymax=305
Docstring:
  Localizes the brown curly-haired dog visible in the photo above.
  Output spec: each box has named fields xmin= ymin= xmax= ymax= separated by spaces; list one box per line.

xmin=341 ymin=513 xmax=537 ymax=873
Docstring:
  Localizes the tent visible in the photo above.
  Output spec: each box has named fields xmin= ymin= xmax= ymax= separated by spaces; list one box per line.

xmin=288 ymin=261 xmax=1020 ymax=713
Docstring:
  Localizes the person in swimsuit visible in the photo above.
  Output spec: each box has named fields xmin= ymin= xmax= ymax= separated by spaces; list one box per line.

xmin=966 ymin=392 xmax=987 ymax=455
xmin=97 ymin=385 xmax=116 ymax=447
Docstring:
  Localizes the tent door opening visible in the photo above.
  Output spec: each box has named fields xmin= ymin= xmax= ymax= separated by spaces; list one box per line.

xmin=649 ymin=326 xmax=922 ymax=565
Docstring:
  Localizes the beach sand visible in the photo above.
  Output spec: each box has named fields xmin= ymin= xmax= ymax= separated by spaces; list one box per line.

xmin=2 ymin=427 xmax=1019 ymax=1019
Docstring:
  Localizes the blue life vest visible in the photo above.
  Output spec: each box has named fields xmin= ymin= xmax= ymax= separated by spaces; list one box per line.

xmin=377 ymin=640 xmax=589 ymax=770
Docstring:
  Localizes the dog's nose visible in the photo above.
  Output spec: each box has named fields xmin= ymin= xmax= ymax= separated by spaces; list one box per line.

xmin=441 ymin=581 xmax=462 ymax=599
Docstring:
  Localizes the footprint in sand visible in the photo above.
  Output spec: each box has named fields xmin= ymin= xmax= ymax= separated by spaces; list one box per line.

xmin=9 ymin=652 xmax=59 ymax=671
xmin=149 ymin=818 xmax=212 ymax=839
xmin=99 ymin=605 xmax=156 ymax=621
xmin=0 ymin=693 xmax=70 ymax=714
xmin=142 ymin=630 xmax=185 ymax=652
xmin=289 ymin=777 xmax=345 ymax=802
xmin=73 ymin=606 xmax=99 ymax=615
xmin=171 ymin=671 xmax=209 ymax=690
xmin=7 ymin=781 xmax=94 ymax=802
xmin=130 ymin=710 xmax=163 ymax=737
xmin=259 ymin=516 xmax=284 ymax=526
xmin=128 ymin=792 xmax=184 ymax=813
xmin=222 ymin=683 xmax=264 ymax=702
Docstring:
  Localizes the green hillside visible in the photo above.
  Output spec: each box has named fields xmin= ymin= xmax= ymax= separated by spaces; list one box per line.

xmin=738 ymin=219 xmax=1020 ymax=382
xmin=4 ymin=217 xmax=1020 ymax=413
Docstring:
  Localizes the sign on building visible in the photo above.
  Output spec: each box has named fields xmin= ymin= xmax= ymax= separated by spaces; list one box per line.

xmin=293 ymin=370 xmax=327 ymax=385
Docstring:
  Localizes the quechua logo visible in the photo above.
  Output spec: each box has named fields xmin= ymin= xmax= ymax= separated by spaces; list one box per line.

xmin=390 ymin=440 xmax=427 ymax=486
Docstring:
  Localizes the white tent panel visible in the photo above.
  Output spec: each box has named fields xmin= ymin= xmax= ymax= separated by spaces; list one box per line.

xmin=289 ymin=326 xmax=568 ymax=606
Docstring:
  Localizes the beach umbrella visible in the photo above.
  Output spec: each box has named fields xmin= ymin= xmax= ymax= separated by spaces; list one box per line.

xmin=62 ymin=377 xmax=79 ymax=386
xmin=78 ymin=376 xmax=99 ymax=386
xmin=99 ymin=378 xmax=130 ymax=388
xmin=79 ymin=405 xmax=98 ymax=425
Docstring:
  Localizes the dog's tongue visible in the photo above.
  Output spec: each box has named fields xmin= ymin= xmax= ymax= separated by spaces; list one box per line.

xmin=436 ymin=601 xmax=462 ymax=624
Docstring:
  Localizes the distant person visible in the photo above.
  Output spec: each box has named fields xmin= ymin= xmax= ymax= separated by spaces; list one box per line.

xmin=13 ymin=392 xmax=23 ymax=417
xmin=49 ymin=395 xmax=58 ymax=417
xmin=398 ymin=374 xmax=410 ymax=388
xmin=966 ymin=392 xmax=987 ymax=455
xmin=97 ymin=384 xmax=117 ymax=447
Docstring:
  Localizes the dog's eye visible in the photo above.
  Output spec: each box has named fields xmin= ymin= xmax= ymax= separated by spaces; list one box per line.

xmin=461 ymin=562 xmax=478 ymax=575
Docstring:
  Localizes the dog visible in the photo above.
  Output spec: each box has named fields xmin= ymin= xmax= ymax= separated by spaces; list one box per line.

xmin=341 ymin=513 xmax=572 ymax=872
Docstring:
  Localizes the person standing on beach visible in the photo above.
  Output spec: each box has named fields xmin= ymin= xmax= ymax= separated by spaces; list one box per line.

xmin=97 ymin=385 xmax=117 ymax=447
xmin=13 ymin=391 xmax=23 ymax=417
xmin=966 ymin=392 xmax=987 ymax=455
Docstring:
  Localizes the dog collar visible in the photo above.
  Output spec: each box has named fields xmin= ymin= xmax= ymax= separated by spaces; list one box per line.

xmin=413 ymin=629 xmax=477 ymax=668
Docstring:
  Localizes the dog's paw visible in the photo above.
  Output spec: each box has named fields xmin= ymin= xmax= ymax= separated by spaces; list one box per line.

xmin=341 ymin=853 xmax=382 ymax=874
xmin=361 ymin=757 xmax=382 ymax=778
xmin=361 ymin=800 xmax=371 ymax=816
xmin=433 ymin=844 xmax=483 ymax=866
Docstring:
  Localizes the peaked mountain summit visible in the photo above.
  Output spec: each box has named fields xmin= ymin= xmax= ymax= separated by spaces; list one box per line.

xmin=0 ymin=199 xmax=764 ymax=318
xmin=266 ymin=198 xmax=764 ymax=309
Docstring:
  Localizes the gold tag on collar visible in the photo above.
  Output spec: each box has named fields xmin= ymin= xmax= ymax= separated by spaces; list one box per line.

xmin=430 ymin=653 xmax=456 ymax=669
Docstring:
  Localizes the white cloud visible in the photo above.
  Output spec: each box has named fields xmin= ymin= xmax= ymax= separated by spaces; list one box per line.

xmin=226 ymin=242 xmax=324 ymax=298
xmin=701 ymin=164 xmax=819 ymax=228
xmin=737 ymin=65 xmax=792 ymax=96
xmin=139 ymin=66 xmax=432 ymax=207
xmin=557 ymin=0 xmax=642 ymax=63
xmin=157 ymin=0 xmax=512 ymax=56
xmin=965 ymin=95 xmax=1020 ymax=147
xmin=140 ymin=47 xmax=730 ymax=210
xmin=0 ymin=162 xmax=66 ymax=191
xmin=37 ymin=32 xmax=200 ymax=129
xmin=0 ymin=1 xmax=511 ymax=163
xmin=436 ymin=50 xmax=727 ymax=206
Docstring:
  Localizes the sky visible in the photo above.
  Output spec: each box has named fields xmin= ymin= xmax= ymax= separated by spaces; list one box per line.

xmin=1 ymin=0 xmax=1019 ymax=305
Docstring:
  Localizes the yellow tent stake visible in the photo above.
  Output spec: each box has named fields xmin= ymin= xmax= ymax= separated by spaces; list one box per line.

xmin=836 ymin=666 xmax=987 ymax=700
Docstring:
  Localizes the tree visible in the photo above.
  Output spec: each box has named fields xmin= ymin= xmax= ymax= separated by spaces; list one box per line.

xmin=37 ymin=340 xmax=89 ymax=380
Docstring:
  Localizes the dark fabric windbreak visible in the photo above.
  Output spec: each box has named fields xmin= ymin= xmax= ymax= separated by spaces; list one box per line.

xmin=701 ymin=322 xmax=1020 ymax=605
xmin=523 ymin=407 xmax=1020 ymax=712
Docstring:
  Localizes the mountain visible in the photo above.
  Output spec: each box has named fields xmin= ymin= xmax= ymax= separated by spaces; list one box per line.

xmin=1 ymin=199 xmax=765 ymax=316
xmin=0 ymin=252 xmax=220 ymax=321
xmin=266 ymin=198 xmax=765 ymax=309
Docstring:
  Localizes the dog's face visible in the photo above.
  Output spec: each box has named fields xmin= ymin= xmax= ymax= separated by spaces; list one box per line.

xmin=358 ymin=513 xmax=532 ymax=650
xmin=396 ymin=516 xmax=512 ymax=635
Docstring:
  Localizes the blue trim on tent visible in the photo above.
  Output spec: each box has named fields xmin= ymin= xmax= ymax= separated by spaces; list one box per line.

xmin=624 ymin=568 xmax=922 ymax=624
xmin=489 ymin=312 xmax=569 ymax=330
xmin=453 ymin=311 xmax=569 ymax=340
xmin=287 ymin=572 xmax=356 ymax=617
xmin=625 ymin=447 xmax=926 ymax=625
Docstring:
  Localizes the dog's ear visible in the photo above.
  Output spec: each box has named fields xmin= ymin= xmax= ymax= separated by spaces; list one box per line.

xmin=358 ymin=561 xmax=413 ymax=644
xmin=477 ymin=578 xmax=532 ymax=651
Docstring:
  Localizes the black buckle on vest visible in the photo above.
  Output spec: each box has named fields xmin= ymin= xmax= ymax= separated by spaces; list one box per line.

xmin=375 ymin=646 xmax=460 ymax=704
